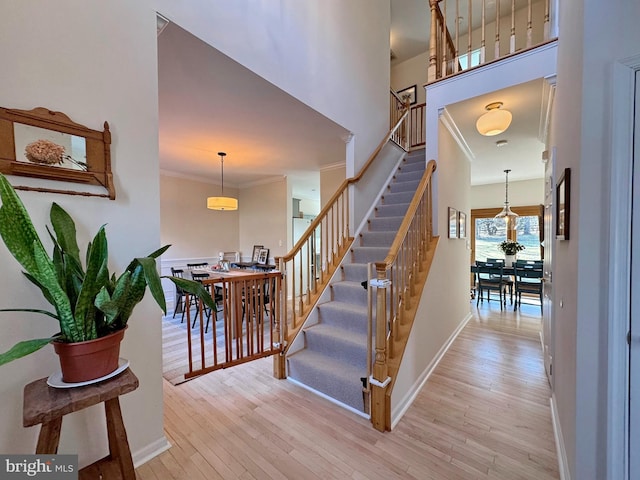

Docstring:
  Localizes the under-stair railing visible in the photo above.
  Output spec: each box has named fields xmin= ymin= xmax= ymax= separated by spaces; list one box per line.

xmin=273 ymin=90 xmax=410 ymax=378
xmin=368 ymin=159 xmax=437 ymax=432
xmin=428 ymin=0 xmax=554 ymax=83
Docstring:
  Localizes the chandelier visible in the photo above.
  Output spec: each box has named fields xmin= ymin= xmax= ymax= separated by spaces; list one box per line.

xmin=495 ymin=169 xmax=518 ymax=226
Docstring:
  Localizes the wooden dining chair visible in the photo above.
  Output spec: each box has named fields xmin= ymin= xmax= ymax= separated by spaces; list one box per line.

xmin=486 ymin=258 xmax=513 ymax=305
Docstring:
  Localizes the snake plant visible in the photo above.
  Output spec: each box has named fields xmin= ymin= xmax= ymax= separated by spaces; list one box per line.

xmin=0 ymin=173 xmax=216 ymax=365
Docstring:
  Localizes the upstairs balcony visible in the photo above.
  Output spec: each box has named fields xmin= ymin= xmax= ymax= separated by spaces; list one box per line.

xmin=427 ymin=0 xmax=557 ymax=83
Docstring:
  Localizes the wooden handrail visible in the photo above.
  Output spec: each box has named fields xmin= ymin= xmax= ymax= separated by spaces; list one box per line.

xmin=273 ymin=90 xmax=410 ymax=378
xmin=368 ymin=159 xmax=438 ymax=431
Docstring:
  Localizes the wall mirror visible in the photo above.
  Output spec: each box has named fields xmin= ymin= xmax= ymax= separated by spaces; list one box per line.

xmin=0 ymin=106 xmax=115 ymax=199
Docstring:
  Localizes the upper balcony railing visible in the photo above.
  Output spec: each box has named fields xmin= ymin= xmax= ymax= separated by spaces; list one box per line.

xmin=428 ymin=0 xmax=554 ymax=83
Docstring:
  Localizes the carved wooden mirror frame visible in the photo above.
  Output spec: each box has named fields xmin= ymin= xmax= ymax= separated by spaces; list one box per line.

xmin=0 ymin=106 xmax=115 ymax=199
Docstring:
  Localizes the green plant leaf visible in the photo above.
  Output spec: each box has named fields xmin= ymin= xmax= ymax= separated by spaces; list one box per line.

xmin=50 ymin=203 xmax=82 ymax=269
xmin=32 ymin=242 xmax=80 ymax=342
xmin=0 ymin=308 xmax=59 ymax=319
xmin=166 ymin=276 xmax=217 ymax=312
xmin=0 ymin=337 xmax=56 ymax=366
xmin=74 ymin=227 xmax=108 ymax=340
xmin=137 ymin=257 xmax=166 ymax=314
xmin=22 ymin=272 xmax=56 ymax=307
xmin=95 ymin=287 xmax=118 ymax=325
xmin=0 ymin=174 xmax=49 ymax=276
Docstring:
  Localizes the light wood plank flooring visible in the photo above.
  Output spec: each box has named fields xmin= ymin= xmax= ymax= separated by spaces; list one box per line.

xmin=138 ymin=301 xmax=558 ymax=479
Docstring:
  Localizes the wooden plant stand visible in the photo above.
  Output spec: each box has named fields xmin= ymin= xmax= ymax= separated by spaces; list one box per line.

xmin=23 ymin=368 xmax=139 ymax=480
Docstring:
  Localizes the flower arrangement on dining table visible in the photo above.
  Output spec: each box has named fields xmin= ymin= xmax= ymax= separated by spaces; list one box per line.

xmin=497 ymin=240 xmax=525 ymax=255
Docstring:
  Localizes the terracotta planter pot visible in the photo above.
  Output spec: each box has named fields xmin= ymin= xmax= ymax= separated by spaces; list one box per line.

xmin=53 ymin=328 xmax=126 ymax=383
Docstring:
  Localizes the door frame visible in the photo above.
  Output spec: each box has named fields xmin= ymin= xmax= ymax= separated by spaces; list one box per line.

xmin=608 ymin=54 xmax=640 ymax=480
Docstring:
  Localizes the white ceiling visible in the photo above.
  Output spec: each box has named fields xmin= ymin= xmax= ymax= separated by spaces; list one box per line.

xmin=158 ymin=2 xmax=546 ymax=196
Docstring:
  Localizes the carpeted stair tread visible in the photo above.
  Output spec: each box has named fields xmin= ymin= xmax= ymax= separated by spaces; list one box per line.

xmin=316 ymin=301 xmax=368 ymax=332
xmin=330 ymin=281 xmax=368 ymax=306
xmin=375 ymin=203 xmax=411 ymax=218
xmin=350 ymin=246 xmax=390 ymax=264
xmin=287 ymin=350 xmax=367 ymax=411
xmin=388 ymin=179 xmax=421 ymax=194
xmin=360 ymin=231 xmax=397 ymax=246
xmin=367 ymin=216 xmax=404 ymax=231
xmin=341 ymin=263 xmax=369 ymax=282
xmin=381 ymin=190 xmax=416 ymax=205
xmin=301 ymin=323 xmax=368 ymax=368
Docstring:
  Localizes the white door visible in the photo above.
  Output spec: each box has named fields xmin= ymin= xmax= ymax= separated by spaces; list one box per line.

xmin=629 ymin=69 xmax=640 ymax=480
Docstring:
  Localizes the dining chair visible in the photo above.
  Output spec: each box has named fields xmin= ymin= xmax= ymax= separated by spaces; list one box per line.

xmin=513 ymin=264 xmax=543 ymax=312
xmin=486 ymin=258 xmax=513 ymax=304
xmin=170 ymin=267 xmax=187 ymax=322
xmin=190 ymin=272 xmax=222 ymax=333
xmin=475 ymin=261 xmax=506 ymax=309
xmin=186 ymin=262 xmax=208 ymax=270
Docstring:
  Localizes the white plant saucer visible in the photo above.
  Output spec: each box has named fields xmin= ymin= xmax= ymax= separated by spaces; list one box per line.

xmin=47 ymin=358 xmax=129 ymax=388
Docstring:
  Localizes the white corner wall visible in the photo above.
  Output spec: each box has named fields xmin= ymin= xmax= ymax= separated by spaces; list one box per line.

xmin=0 ymin=1 xmax=165 ymax=466
xmin=152 ymin=0 xmax=392 ymax=173
xmin=553 ymin=1 xmax=640 ymax=478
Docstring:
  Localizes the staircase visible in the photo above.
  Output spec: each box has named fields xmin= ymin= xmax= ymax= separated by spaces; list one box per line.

xmin=286 ymin=150 xmax=426 ymax=412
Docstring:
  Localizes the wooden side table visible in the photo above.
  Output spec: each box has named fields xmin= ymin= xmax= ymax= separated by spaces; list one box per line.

xmin=23 ymin=368 xmax=139 ymax=480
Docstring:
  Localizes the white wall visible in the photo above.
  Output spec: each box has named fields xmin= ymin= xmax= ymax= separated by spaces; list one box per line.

xmin=471 ymin=178 xmax=544 ymax=209
xmin=392 ymin=121 xmax=472 ymax=424
xmin=153 ymin=0 xmax=391 ymax=175
xmin=552 ymin=1 xmax=640 ymax=478
xmin=0 ymin=0 xmax=165 ymax=466
xmin=320 ymin=164 xmax=346 ymax=208
xmin=391 ymin=53 xmax=428 ymax=105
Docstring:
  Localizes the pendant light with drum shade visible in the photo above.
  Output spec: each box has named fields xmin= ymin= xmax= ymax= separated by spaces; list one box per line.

xmin=207 ymin=152 xmax=238 ymax=211
xmin=495 ymin=169 xmax=518 ymax=227
xmin=476 ymin=102 xmax=512 ymax=136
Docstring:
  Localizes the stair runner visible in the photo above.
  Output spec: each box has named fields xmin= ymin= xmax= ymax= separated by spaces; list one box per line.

xmin=287 ymin=150 xmax=426 ymax=412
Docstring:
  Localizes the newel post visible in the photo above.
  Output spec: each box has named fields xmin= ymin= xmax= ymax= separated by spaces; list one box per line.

xmin=370 ymin=264 xmax=391 ymax=432
xmin=273 ymin=258 xmax=286 ymax=379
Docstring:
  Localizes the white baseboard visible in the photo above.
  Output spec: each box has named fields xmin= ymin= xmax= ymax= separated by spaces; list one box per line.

xmin=550 ymin=394 xmax=571 ymax=480
xmin=390 ymin=312 xmax=472 ymax=429
xmin=132 ymin=435 xmax=172 ymax=468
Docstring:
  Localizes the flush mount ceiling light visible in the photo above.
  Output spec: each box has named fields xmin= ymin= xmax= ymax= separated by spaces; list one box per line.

xmin=495 ymin=139 xmax=508 ymax=147
xmin=207 ymin=152 xmax=238 ymax=211
xmin=476 ymin=102 xmax=512 ymax=136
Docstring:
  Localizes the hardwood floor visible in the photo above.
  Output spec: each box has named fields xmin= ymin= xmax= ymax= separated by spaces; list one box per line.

xmin=138 ymin=301 xmax=558 ymax=479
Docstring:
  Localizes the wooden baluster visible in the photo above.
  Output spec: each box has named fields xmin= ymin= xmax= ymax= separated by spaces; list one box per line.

xmin=441 ymin=0 xmax=447 ymax=77
xmin=428 ymin=0 xmax=439 ymax=81
xmin=544 ymin=0 xmax=550 ymax=40
xmin=495 ymin=0 xmax=500 ymax=59
xmin=454 ymin=0 xmax=459 ymax=73
xmin=467 ymin=0 xmax=472 ymax=69
xmin=527 ymin=0 xmax=533 ymax=48
xmin=481 ymin=0 xmax=486 ymax=64
xmin=510 ymin=0 xmax=516 ymax=53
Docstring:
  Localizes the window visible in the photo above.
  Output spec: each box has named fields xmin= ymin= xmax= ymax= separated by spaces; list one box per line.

xmin=471 ymin=206 xmax=543 ymax=262
xmin=458 ymin=48 xmax=482 ymax=71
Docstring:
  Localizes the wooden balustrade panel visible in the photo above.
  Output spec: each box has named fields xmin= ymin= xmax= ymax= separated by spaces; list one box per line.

xmin=183 ymin=272 xmax=282 ymax=379
xmin=429 ymin=0 xmax=554 ymax=83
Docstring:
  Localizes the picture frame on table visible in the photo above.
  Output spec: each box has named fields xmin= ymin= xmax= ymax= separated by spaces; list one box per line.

xmin=252 ymin=245 xmax=264 ymax=263
xmin=556 ymin=168 xmax=570 ymax=240
xmin=458 ymin=211 xmax=467 ymax=238
xmin=257 ymin=248 xmax=270 ymax=265
xmin=448 ymin=207 xmax=458 ymax=238
xmin=397 ymin=85 xmax=417 ymax=105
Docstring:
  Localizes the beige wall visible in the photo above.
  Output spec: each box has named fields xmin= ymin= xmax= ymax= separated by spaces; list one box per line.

xmin=160 ymin=174 xmax=240 ymax=259
xmin=239 ymin=179 xmax=288 ymax=262
xmin=320 ymin=164 xmax=346 ymax=208
xmin=471 ymin=178 xmax=544 ymax=209
xmin=0 ymin=0 xmax=165 ymax=466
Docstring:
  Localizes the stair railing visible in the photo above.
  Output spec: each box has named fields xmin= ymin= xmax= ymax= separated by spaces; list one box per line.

xmin=428 ymin=0 xmax=554 ymax=83
xmin=368 ymin=159 xmax=437 ymax=432
xmin=273 ymin=90 xmax=410 ymax=378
